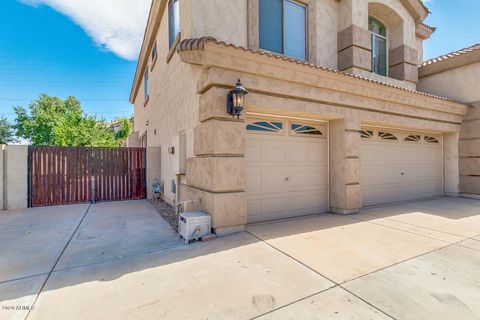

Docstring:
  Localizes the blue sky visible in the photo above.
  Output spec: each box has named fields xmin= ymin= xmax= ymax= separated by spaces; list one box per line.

xmin=0 ymin=0 xmax=150 ymax=122
xmin=0 ymin=0 xmax=479 ymax=123
xmin=423 ymin=0 xmax=480 ymax=59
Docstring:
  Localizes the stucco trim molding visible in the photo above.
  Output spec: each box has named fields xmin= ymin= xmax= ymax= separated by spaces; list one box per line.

xmin=399 ymin=0 xmax=429 ymax=23
xmin=177 ymin=37 xmax=466 ymax=110
xmin=416 ymin=23 xmax=436 ymax=40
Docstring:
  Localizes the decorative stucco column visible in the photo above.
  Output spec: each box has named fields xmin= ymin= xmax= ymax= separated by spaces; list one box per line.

xmin=329 ymin=118 xmax=362 ymax=214
xmin=181 ymin=87 xmax=247 ymax=236
xmin=337 ymin=25 xmax=372 ymax=73
xmin=459 ymin=103 xmax=480 ymax=195
xmin=444 ymin=132 xmax=460 ymax=196
xmin=337 ymin=0 xmax=371 ymax=73
xmin=389 ymin=45 xmax=419 ymax=84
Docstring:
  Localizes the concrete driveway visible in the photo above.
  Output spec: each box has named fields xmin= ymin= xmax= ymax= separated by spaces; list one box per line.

xmin=1 ymin=197 xmax=480 ymax=320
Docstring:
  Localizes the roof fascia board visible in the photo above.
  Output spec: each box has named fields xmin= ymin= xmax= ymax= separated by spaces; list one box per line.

xmin=130 ymin=0 xmax=168 ymax=103
xmin=419 ymin=50 xmax=480 ymax=77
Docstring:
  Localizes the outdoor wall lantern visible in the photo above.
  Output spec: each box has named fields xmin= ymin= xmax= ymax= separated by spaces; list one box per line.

xmin=226 ymin=79 xmax=248 ymax=118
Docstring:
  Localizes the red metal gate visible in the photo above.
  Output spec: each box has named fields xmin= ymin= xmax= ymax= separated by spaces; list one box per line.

xmin=28 ymin=147 xmax=146 ymax=207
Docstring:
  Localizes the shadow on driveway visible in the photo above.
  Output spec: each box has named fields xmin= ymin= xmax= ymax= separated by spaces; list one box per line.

xmin=0 ymin=197 xmax=479 ymax=320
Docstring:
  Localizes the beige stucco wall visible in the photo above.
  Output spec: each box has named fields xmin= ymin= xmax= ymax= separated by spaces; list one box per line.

xmin=132 ymin=3 xmax=202 ymax=204
xmin=418 ymin=62 xmax=480 ymax=103
xmin=4 ymin=145 xmax=28 ymax=210
xmin=184 ymin=0 xmax=424 ymax=78
xmin=419 ymin=61 xmax=480 ymax=195
xmin=339 ymin=0 xmax=417 ymax=47
xmin=190 ymin=0 xmax=249 ymax=48
xmin=146 ymin=147 xmax=162 ymax=200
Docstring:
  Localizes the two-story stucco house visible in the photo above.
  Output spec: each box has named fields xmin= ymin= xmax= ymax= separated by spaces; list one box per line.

xmin=129 ymin=0 xmax=468 ymax=235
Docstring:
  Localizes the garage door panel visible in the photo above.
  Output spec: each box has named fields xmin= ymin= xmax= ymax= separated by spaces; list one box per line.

xmin=262 ymin=196 xmax=289 ymax=215
xmin=363 ymin=182 xmax=443 ymax=206
xmin=246 ymin=144 xmax=262 ymax=162
xmin=246 ymin=167 xmax=287 ymax=193
xmin=361 ymin=129 xmax=443 ymax=206
xmin=287 ymin=167 xmax=328 ymax=190
xmin=260 ymin=168 xmax=288 ymax=191
xmin=287 ymin=191 xmax=329 ymax=214
xmin=362 ymin=165 xmax=441 ymax=185
xmin=246 ymin=140 xmax=288 ymax=163
xmin=288 ymin=141 xmax=327 ymax=162
xmin=263 ymin=145 xmax=288 ymax=162
xmin=246 ymin=170 xmax=263 ymax=192
xmin=246 ymin=123 xmax=328 ymax=223
xmin=247 ymin=192 xmax=327 ymax=223
xmin=247 ymin=199 xmax=262 ymax=218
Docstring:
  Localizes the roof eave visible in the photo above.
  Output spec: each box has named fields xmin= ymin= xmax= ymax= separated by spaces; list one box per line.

xmin=178 ymin=37 xmax=466 ymax=110
xmin=129 ymin=0 xmax=168 ymax=104
xmin=419 ymin=48 xmax=480 ymax=77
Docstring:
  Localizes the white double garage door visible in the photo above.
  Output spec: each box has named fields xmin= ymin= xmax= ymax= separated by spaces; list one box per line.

xmin=246 ymin=118 xmax=444 ymax=223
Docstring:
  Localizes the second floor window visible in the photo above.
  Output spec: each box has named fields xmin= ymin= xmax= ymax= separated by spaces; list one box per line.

xmin=168 ymin=0 xmax=180 ymax=48
xmin=152 ymin=42 xmax=158 ymax=63
xmin=144 ymin=69 xmax=149 ymax=100
xmin=259 ymin=0 xmax=307 ymax=60
xmin=369 ymin=17 xmax=387 ymax=76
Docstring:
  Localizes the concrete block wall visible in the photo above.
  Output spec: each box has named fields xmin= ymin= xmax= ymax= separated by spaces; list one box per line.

xmin=1 ymin=145 xmax=29 ymax=211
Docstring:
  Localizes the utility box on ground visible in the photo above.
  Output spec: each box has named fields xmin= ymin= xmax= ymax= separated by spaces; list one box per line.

xmin=178 ymin=211 xmax=211 ymax=244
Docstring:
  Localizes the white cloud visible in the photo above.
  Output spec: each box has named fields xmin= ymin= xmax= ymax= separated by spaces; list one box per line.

xmin=19 ymin=0 xmax=152 ymax=60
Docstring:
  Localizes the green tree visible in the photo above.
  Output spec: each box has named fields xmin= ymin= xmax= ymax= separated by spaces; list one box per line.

xmin=0 ymin=115 xmax=17 ymax=144
xmin=14 ymin=94 xmax=119 ymax=147
xmin=113 ymin=117 xmax=133 ymax=141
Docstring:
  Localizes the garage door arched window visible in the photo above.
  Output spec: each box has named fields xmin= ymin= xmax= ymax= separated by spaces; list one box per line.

xmin=360 ymin=130 xmax=374 ymax=139
xmin=379 ymin=131 xmax=398 ymax=141
xmin=291 ymin=123 xmax=324 ymax=136
xmin=369 ymin=17 xmax=387 ymax=76
xmin=259 ymin=0 xmax=307 ymax=60
xmin=425 ymin=136 xmax=440 ymax=144
xmin=246 ymin=121 xmax=284 ymax=134
xmin=404 ymin=135 xmax=421 ymax=142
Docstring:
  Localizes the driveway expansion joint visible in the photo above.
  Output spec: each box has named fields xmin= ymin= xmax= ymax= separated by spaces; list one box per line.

xmin=0 ymin=272 xmax=50 ymax=286
xmin=349 ymin=211 xmax=472 ymax=239
xmin=24 ymin=203 xmax=92 ymax=320
xmin=339 ymin=232 xmax=480 ymax=286
xmin=248 ymin=287 xmax=336 ymax=320
xmin=245 ymin=230 xmax=398 ymax=320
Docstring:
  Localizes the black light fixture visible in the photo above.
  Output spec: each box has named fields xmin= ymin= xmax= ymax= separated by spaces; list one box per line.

xmin=226 ymin=79 xmax=248 ymax=118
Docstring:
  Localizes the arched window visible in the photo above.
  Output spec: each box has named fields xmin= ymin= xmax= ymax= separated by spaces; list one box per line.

xmin=369 ymin=17 xmax=387 ymax=76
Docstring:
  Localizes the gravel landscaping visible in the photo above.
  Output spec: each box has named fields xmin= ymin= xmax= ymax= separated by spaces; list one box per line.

xmin=149 ymin=200 xmax=178 ymax=231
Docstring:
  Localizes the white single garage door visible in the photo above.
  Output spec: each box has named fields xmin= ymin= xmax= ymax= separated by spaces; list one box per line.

xmin=246 ymin=119 xmax=328 ymax=223
xmin=361 ymin=128 xmax=443 ymax=206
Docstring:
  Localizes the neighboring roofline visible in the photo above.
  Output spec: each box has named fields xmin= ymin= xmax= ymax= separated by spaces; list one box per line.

xmin=177 ymin=37 xmax=461 ymax=104
xmin=419 ymin=44 xmax=480 ymax=77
